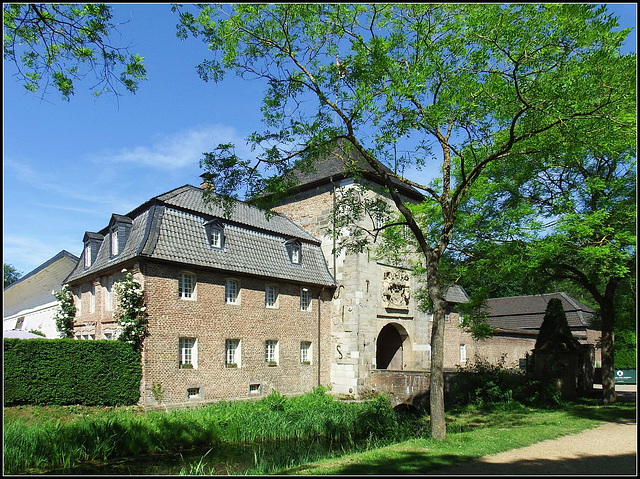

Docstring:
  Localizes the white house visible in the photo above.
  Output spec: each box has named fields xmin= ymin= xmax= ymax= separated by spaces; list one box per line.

xmin=3 ymin=250 xmax=79 ymax=338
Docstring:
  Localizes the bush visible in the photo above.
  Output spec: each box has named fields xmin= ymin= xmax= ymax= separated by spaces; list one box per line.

xmin=4 ymin=338 xmax=141 ymax=406
xmin=450 ymin=355 xmax=561 ymax=409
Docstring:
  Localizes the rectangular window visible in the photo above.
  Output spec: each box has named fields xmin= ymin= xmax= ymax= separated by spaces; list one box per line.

xmin=187 ymin=387 xmax=200 ymax=399
xmin=89 ymin=283 xmax=95 ymax=313
xmin=249 ymin=383 xmax=261 ymax=394
xmin=225 ymin=279 xmax=239 ymax=304
xmin=265 ymin=340 xmax=278 ymax=365
xmin=105 ymin=277 xmax=114 ymax=311
xmin=179 ymin=273 xmax=194 ymax=299
xmin=179 ymin=337 xmax=197 ymax=368
xmin=84 ymin=243 xmax=91 ymax=268
xmin=460 ymin=344 xmax=467 ymax=363
xmin=265 ymin=285 xmax=278 ymax=308
xmin=225 ymin=339 xmax=240 ymax=367
xmin=300 ymin=341 xmax=312 ymax=364
xmin=300 ymin=288 xmax=311 ymax=311
xmin=211 ymin=227 xmax=222 ymax=248
xmin=110 ymin=228 xmax=118 ymax=256
xmin=291 ymin=243 xmax=301 ymax=264
xmin=76 ymin=291 xmax=82 ymax=315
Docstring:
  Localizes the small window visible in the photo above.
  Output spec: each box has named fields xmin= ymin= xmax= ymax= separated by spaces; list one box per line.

xmin=187 ymin=387 xmax=200 ymax=399
xmin=84 ymin=243 xmax=91 ymax=268
xmin=105 ymin=276 xmax=114 ymax=311
xmin=265 ymin=285 xmax=278 ymax=308
xmin=211 ymin=227 xmax=223 ymax=248
xmin=460 ymin=344 xmax=467 ymax=363
xmin=265 ymin=340 xmax=278 ymax=365
xmin=285 ymin=239 xmax=302 ymax=264
xmin=110 ymin=227 xmax=119 ymax=256
xmin=300 ymin=288 xmax=312 ymax=312
xmin=103 ymin=331 xmax=113 ymax=340
xmin=76 ymin=291 xmax=82 ymax=316
xmin=249 ymin=383 xmax=261 ymax=395
xmin=300 ymin=341 xmax=312 ymax=364
xmin=204 ymin=219 xmax=225 ymax=249
xmin=179 ymin=273 xmax=195 ymax=299
xmin=89 ymin=284 xmax=96 ymax=313
xmin=225 ymin=279 xmax=239 ymax=304
xmin=179 ymin=337 xmax=197 ymax=368
xmin=291 ymin=244 xmax=301 ymax=263
xmin=225 ymin=339 xmax=240 ymax=367
xmin=15 ymin=317 xmax=25 ymax=330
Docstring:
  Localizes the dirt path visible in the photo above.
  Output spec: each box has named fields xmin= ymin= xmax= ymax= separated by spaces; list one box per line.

xmin=431 ymin=386 xmax=637 ymax=476
xmin=430 ymin=420 xmax=637 ymax=475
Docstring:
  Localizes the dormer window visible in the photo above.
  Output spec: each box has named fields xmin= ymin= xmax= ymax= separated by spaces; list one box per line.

xmin=108 ymin=214 xmax=132 ymax=258
xmin=110 ymin=227 xmax=118 ymax=256
xmin=82 ymin=232 xmax=103 ymax=269
xmin=204 ymin=219 xmax=225 ymax=250
xmin=84 ymin=243 xmax=92 ymax=268
xmin=285 ymin=239 xmax=302 ymax=265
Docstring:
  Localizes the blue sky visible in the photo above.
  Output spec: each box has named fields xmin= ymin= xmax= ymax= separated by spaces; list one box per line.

xmin=3 ymin=3 xmax=637 ymax=277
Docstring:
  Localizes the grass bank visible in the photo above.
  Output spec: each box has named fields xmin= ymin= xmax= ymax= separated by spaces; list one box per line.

xmin=281 ymin=400 xmax=636 ymax=475
xmin=3 ymin=387 xmax=418 ymax=474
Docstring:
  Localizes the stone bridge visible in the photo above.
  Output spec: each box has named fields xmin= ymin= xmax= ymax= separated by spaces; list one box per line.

xmin=370 ymin=369 xmax=460 ymax=411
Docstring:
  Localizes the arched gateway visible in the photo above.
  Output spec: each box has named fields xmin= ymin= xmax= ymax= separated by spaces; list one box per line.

xmin=376 ymin=323 xmax=409 ymax=370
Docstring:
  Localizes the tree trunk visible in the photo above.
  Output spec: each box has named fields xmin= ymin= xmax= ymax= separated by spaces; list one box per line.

xmin=427 ymin=257 xmax=447 ymax=441
xmin=599 ymin=302 xmax=616 ymax=405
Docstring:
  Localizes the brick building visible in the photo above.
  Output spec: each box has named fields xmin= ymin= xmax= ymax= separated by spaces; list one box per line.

xmin=64 ymin=185 xmax=335 ymax=406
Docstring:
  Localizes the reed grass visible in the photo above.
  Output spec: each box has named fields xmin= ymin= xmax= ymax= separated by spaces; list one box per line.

xmin=4 ymin=388 xmax=414 ymax=474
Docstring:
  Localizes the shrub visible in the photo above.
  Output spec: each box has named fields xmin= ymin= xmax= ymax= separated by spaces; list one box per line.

xmin=450 ymin=355 xmax=561 ymax=409
xmin=4 ymin=338 xmax=141 ymax=406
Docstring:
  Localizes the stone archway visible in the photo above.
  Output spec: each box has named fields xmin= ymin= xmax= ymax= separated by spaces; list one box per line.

xmin=376 ymin=323 xmax=409 ymax=370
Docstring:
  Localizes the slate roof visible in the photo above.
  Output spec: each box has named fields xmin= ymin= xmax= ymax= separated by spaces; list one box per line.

xmin=265 ymin=142 xmax=425 ymax=202
xmin=485 ymin=292 xmax=595 ymax=334
xmin=65 ymin=185 xmax=335 ymax=287
xmin=445 ymin=285 xmax=470 ymax=304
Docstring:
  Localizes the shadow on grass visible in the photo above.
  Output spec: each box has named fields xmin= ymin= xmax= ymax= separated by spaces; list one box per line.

xmin=319 ymin=451 xmax=637 ymax=475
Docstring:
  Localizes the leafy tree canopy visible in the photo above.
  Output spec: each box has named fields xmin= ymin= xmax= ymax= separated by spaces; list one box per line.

xmin=3 ymin=3 xmax=146 ymax=100
xmin=4 ymin=264 xmax=22 ymax=287
xmin=175 ymin=2 xmax=635 ymax=433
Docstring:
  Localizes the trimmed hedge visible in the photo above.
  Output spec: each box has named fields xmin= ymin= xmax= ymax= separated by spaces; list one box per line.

xmin=4 ymin=338 xmax=141 ymax=406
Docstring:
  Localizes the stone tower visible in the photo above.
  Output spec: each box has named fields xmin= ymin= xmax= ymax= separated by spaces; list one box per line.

xmin=270 ymin=146 xmax=433 ymax=397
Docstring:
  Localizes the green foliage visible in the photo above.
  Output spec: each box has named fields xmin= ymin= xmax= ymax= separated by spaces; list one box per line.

xmin=28 ymin=330 xmax=46 ymax=337
xmin=614 ymin=329 xmax=636 ymax=369
xmin=3 ymin=338 xmax=141 ymax=407
xmin=451 ymin=356 xmax=561 ymax=409
xmin=3 ymin=3 xmax=146 ymax=100
xmin=4 ymin=388 xmax=419 ymax=474
xmin=4 ymin=263 xmax=22 ymax=287
xmin=53 ymin=285 xmax=76 ymax=339
xmin=113 ymin=270 xmax=148 ymax=351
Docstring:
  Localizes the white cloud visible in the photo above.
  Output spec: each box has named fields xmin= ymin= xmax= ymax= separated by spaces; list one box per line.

xmin=98 ymin=124 xmax=251 ymax=170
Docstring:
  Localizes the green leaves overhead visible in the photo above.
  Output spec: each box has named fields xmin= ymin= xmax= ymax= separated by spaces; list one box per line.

xmin=4 ymin=3 xmax=147 ymax=100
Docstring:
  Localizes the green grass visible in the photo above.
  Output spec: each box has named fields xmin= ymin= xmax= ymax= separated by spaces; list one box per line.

xmin=4 ymin=392 xmax=635 ymax=476
xmin=280 ymin=401 xmax=636 ymax=475
xmin=3 ymin=388 xmax=414 ymax=474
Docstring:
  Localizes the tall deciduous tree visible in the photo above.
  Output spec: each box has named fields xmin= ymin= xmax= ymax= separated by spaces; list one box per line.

xmin=3 ymin=3 xmax=146 ymax=100
xmin=175 ymin=4 xmax=634 ymax=439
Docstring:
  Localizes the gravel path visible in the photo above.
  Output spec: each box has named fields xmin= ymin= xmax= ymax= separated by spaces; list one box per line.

xmin=431 ymin=386 xmax=637 ymax=476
